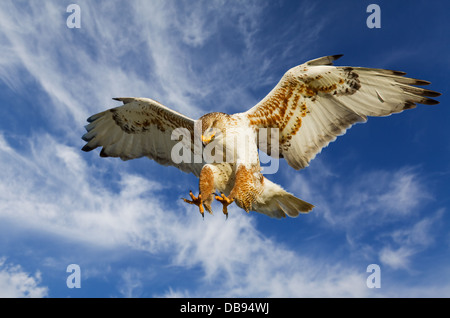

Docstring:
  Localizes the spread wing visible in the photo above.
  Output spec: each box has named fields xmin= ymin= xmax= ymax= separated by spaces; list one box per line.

xmin=82 ymin=97 xmax=203 ymax=177
xmin=245 ymin=55 xmax=441 ymax=170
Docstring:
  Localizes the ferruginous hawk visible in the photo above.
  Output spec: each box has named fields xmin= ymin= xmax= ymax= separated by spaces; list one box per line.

xmin=82 ymin=55 xmax=440 ymax=218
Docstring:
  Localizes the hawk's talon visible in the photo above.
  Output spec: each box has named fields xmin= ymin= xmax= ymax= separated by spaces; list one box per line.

xmin=215 ymin=193 xmax=234 ymax=218
xmin=182 ymin=191 xmax=204 ymax=216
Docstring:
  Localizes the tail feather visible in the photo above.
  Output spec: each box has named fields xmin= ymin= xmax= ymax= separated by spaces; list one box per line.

xmin=251 ymin=177 xmax=314 ymax=218
xmin=276 ymin=193 xmax=314 ymax=217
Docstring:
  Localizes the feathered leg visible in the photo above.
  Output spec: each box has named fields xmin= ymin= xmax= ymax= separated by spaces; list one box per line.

xmin=219 ymin=164 xmax=259 ymax=214
xmin=182 ymin=165 xmax=215 ymax=217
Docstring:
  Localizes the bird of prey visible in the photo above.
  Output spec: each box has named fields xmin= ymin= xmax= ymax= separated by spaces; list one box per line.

xmin=82 ymin=55 xmax=440 ymax=219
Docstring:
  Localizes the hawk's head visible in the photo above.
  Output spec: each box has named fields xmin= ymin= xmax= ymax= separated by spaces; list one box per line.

xmin=197 ymin=112 xmax=230 ymax=145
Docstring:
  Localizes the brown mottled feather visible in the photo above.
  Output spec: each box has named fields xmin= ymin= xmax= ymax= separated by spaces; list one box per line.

xmin=245 ymin=55 xmax=440 ymax=170
xmin=82 ymin=97 xmax=203 ymax=176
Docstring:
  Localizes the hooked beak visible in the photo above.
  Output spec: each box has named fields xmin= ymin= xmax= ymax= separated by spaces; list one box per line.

xmin=201 ymin=133 xmax=215 ymax=144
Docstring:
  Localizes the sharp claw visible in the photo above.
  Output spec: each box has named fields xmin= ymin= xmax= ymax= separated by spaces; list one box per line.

xmin=215 ymin=193 xmax=234 ymax=218
xmin=182 ymin=191 xmax=205 ymax=217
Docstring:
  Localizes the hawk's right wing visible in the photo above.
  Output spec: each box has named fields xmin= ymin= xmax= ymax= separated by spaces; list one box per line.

xmin=82 ymin=97 xmax=203 ymax=177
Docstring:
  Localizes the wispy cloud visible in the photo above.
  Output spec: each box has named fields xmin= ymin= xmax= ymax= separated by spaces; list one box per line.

xmin=0 ymin=0 xmax=328 ymax=139
xmin=118 ymin=268 xmax=144 ymax=298
xmin=0 ymin=257 xmax=48 ymax=298
xmin=0 ymin=1 xmax=283 ymax=137
xmin=0 ymin=132 xmax=373 ymax=297
xmin=1 ymin=130 xmax=447 ymax=297
xmin=292 ymin=161 xmax=433 ymax=229
xmin=379 ymin=210 xmax=443 ymax=270
xmin=284 ymin=155 xmax=444 ymax=277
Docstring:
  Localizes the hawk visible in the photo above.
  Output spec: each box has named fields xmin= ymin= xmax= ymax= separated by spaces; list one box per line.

xmin=82 ymin=55 xmax=440 ymax=218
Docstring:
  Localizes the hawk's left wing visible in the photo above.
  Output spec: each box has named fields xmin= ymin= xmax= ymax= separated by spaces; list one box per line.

xmin=245 ymin=55 xmax=441 ymax=170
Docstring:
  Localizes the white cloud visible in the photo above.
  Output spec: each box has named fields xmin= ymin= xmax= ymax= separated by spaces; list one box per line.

xmin=0 ymin=131 xmax=376 ymax=297
xmin=0 ymin=0 xmax=321 ymax=138
xmin=286 ymin=157 xmax=443 ymax=277
xmin=0 ymin=258 xmax=48 ymax=298
xmin=378 ymin=212 xmax=442 ymax=270
xmin=0 ymin=87 xmax=444 ymax=298
xmin=292 ymin=161 xmax=433 ymax=231
xmin=0 ymin=0 xmax=205 ymax=138
xmin=118 ymin=268 xmax=144 ymax=298
xmin=162 ymin=287 xmax=191 ymax=298
xmin=379 ymin=246 xmax=414 ymax=270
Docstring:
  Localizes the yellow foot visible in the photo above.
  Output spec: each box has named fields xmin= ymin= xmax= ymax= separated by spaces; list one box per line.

xmin=182 ymin=190 xmax=204 ymax=217
xmin=215 ymin=193 xmax=234 ymax=219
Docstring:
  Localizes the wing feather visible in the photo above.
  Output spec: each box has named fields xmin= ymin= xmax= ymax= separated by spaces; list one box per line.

xmin=82 ymin=97 xmax=203 ymax=176
xmin=245 ymin=55 xmax=441 ymax=170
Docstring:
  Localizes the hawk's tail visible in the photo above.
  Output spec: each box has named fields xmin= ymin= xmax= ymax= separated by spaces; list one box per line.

xmin=251 ymin=177 xmax=314 ymax=219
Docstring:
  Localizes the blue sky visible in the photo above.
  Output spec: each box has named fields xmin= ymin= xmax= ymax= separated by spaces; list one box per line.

xmin=0 ymin=0 xmax=449 ymax=298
